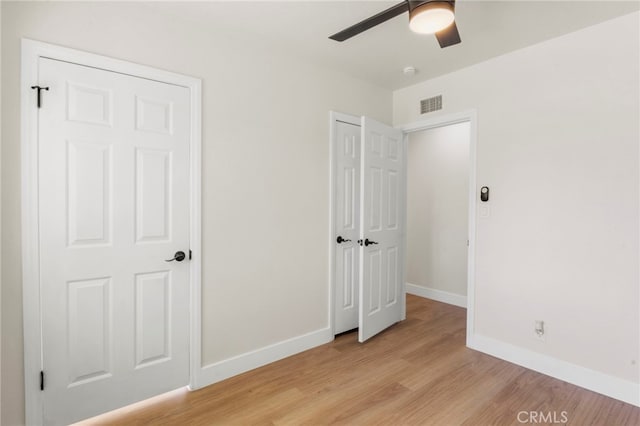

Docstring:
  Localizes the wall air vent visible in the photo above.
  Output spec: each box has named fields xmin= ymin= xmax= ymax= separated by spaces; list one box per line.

xmin=420 ymin=95 xmax=442 ymax=114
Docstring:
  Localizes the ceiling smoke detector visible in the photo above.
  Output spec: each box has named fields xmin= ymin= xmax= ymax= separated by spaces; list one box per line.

xmin=403 ymin=66 xmax=417 ymax=76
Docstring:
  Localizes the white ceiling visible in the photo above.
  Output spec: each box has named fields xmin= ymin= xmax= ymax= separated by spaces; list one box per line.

xmin=145 ymin=1 xmax=640 ymax=90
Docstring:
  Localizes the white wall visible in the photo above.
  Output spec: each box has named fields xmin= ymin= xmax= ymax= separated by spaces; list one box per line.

xmin=395 ymin=12 xmax=639 ymax=398
xmin=0 ymin=2 xmax=392 ymax=424
xmin=406 ymin=123 xmax=469 ymax=299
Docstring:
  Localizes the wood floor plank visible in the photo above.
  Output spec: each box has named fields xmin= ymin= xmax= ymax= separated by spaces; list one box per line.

xmin=78 ymin=295 xmax=640 ymax=426
xmin=272 ymin=358 xmax=413 ymax=425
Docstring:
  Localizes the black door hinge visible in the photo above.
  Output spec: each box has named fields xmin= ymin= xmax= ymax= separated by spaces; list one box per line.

xmin=31 ymin=85 xmax=50 ymax=108
xmin=40 ymin=370 xmax=45 ymax=391
xmin=189 ymin=249 xmax=192 ymax=260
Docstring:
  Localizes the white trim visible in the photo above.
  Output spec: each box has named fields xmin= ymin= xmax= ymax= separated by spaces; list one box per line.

xmin=468 ymin=334 xmax=640 ymax=407
xmin=0 ymin=2 xmax=3 ymax=419
xmin=199 ymin=328 xmax=333 ymax=387
xmin=21 ymin=39 xmax=45 ymax=426
xmin=398 ymin=110 xmax=475 ymax=133
xmin=467 ymin=114 xmax=478 ymax=345
xmin=328 ymin=111 xmax=360 ymax=336
xmin=406 ymin=283 xmax=467 ymax=308
xmin=188 ymin=78 xmax=203 ymax=391
xmin=400 ymin=131 xmax=408 ymax=321
xmin=20 ymin=39 xmax=202 ymax=424
xmin=331 ymin=111 xmax=361 ymax=127
xmin=399 ymin=110 xmax=478 ymax=345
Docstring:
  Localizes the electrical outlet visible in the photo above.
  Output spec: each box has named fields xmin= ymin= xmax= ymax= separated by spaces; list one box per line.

xmin=534 ymin=320 xmax=545 ymax=341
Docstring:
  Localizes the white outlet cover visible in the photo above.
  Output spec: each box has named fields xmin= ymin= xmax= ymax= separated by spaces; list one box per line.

xmin=534 ymin=320 xmax=545 ymax=341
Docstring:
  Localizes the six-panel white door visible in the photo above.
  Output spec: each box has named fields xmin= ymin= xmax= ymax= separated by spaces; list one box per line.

xmin=38 ymin=58 xmax=191 ymax=425
xmin=358 ymin=117 xmax=405 ymax=342
xmin=334 ymin=121 xmax=361 ymax=334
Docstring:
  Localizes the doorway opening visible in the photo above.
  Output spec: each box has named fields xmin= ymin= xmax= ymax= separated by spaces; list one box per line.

xmin=406 ymin=121 xmax=471 ymax=308
xmin=400 ymin=112 xmax=477 ymax=342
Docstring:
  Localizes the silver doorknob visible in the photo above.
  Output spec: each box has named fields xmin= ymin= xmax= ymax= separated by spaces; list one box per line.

xmin=165 ymin=251 xmax=186 ymax=262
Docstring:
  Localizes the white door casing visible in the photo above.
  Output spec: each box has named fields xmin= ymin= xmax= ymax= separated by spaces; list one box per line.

xmin=358 ymin=117 xmax=405 ymax=342
xmin=32 ymin=55 xmax=194 ymax=425
xmin=399 ymin=110 xmax=478 ymax=345
xmin=334 ymin=120 xmax=361 ymax=334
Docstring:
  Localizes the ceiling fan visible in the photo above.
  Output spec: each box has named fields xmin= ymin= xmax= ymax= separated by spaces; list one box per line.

xmin=329 ymin=0 xmax=461 ymax=48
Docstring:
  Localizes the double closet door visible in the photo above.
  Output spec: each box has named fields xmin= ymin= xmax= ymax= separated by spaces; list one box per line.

xmin=334 ymin=116 xmax=406 ymax=342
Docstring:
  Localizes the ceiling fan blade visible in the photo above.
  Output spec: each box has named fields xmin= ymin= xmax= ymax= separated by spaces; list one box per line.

xmin=435 ymin=21 xmax=461 ymax=48
xmin=329 ymin=1 xmax=410 ymax=42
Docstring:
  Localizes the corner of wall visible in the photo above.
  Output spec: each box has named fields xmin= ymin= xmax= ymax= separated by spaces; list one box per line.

xmin=194 ymin=327 xmax=333 ymax=390
xmin=406 ymin=283 xmax=467 ymax=308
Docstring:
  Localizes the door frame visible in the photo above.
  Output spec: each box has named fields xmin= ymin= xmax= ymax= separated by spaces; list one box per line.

xmin=20 ymin=39 xmax=202 ymax=425
xmin=399 ymin=110 xmax=478 ymax=345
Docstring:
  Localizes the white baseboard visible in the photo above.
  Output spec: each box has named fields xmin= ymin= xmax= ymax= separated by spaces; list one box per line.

xmin=468 ymin=333 xmax=640 ymax=407
xmin=193 ymin=327 xmax=333 ymax=390
xmin=406 ymin=283 xmax=467 ymax=308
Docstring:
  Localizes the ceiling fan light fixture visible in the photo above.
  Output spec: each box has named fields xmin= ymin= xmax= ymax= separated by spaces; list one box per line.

xmin=409 ymin=1 xmax=455 ymax=35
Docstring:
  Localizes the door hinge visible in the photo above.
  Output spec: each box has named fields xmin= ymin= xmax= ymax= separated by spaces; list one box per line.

xmin=30 ymin=85 xmax=50 ymax=109
xmin=40 ymin=370 xmax=45 ymax=391
xmin=189 ymin=249 xmax=192 ymax=260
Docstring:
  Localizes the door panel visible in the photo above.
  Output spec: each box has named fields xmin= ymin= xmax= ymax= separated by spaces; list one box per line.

xmin=135 ymin=148 xmax=172 ymax=242
xmin=334 ymin=121 xmax=361 ymax=334
xmin=38 ymin=57 xmax=190 ymax=425
xmin=366 ymin=248 xmax=382 ymax=314
xmin=135 ymin=96 xmax=174 ymax=134
xmin=386 ymin=247 xmax=399 ymax=305
xmin=134 ymin=270 xmax=172 ymax=367
xmin=67 ymin=140 xmax=112 ymax=246
xmin=67 ymin=277 xmax=112 ymax=385
xmin=359 ymin=117 xmax=405 ymax=342
xmin=66 ymin=82 xmax=113 ymax=126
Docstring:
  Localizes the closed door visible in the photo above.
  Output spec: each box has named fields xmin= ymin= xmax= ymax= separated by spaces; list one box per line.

xmin=358 ymin=117 xmax=405 ymax=342
xmin=334 ymin=120 xmax=361 ymax=334
xmin=38 ymin=57 xmax=191 ymax=425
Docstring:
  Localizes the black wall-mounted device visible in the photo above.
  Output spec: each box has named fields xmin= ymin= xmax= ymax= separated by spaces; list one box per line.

xmin=480 ymin=186 xmax=489 ymax=202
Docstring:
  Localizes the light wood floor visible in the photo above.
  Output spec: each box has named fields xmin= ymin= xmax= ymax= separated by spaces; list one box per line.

xmin=82 ymin=295 xmax=639 ymax=425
